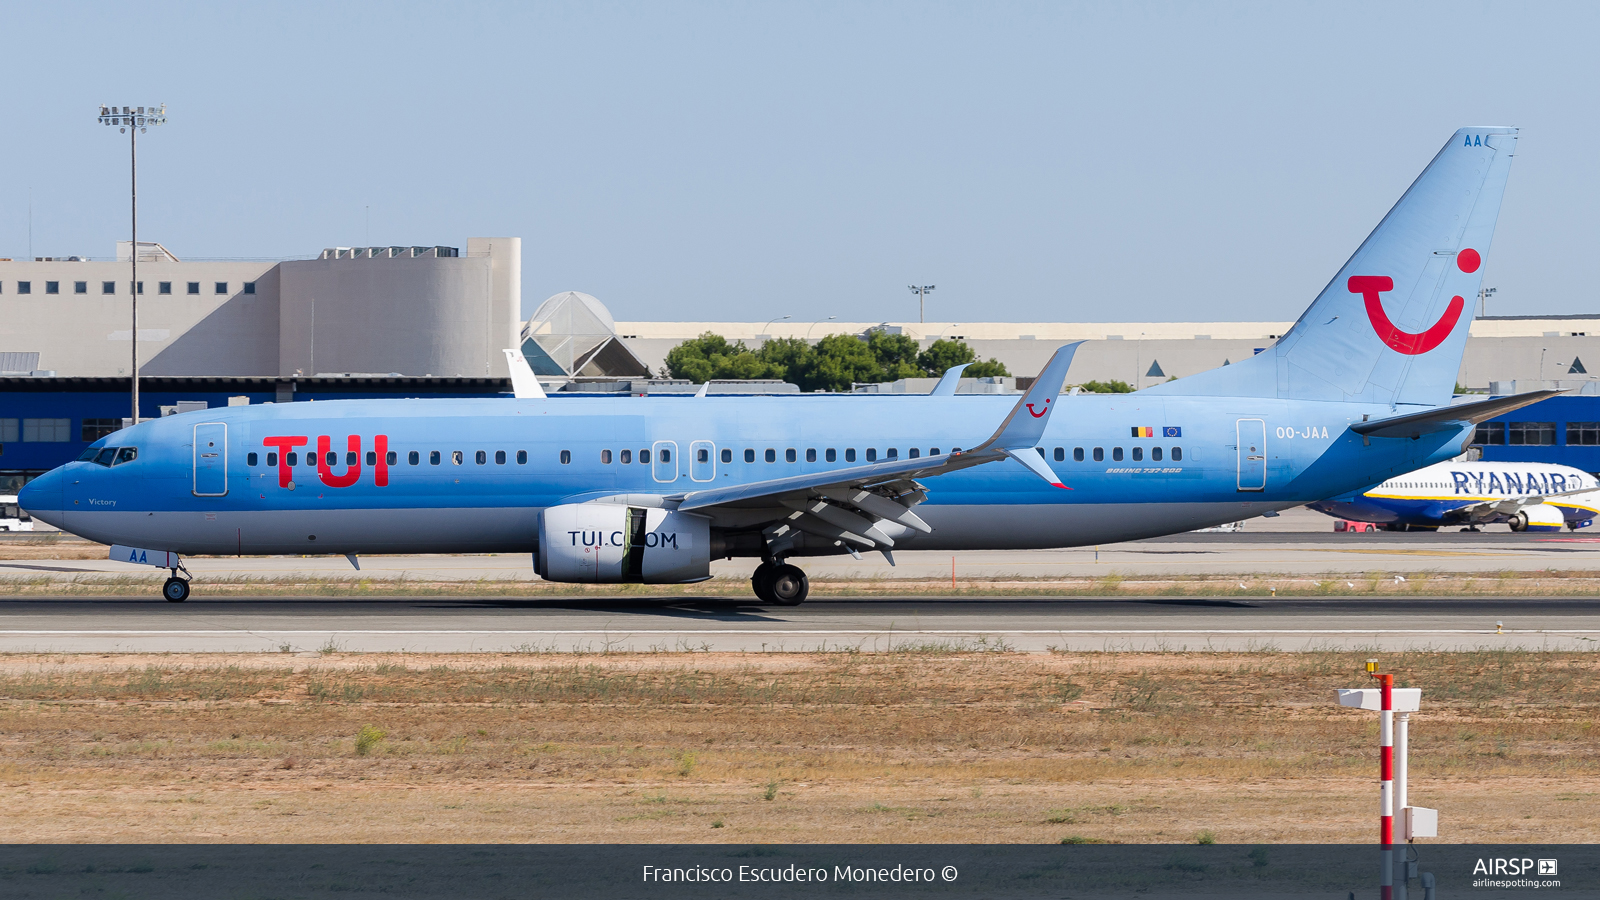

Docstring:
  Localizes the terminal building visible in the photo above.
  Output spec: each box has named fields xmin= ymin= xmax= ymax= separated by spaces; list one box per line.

xmin=4 ymin=236 xmax=1600 ymax=489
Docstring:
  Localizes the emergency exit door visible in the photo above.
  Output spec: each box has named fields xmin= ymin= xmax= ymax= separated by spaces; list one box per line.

xmin=1236 ymin=418 xmax=1265 ymax=491
xmin=193 ymin=423 xmax=228 ymax=497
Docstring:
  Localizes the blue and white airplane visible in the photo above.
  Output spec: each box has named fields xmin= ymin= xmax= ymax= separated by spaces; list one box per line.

xmin=21 ymin=127 xmax=1556 ymax=604
xmin=1309 ymin=460 xmax=1600 ymax=532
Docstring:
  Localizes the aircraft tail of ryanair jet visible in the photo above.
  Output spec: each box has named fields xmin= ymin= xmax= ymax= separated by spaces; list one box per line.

xmin=1150 ymin=127 xmax=1518 ymax=408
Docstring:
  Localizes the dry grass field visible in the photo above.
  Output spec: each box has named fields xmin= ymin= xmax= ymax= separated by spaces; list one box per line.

xmin=0 ymin=649 xmax=1593 ymax=844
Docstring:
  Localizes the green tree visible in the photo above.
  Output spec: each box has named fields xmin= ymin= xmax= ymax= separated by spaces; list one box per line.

xmin=754 ymin=337 xmax=817 ymax=386
xmin=662 ymin=332 xmax=785 ymax=383
xmin=917 ymin=339 xmax=1009 ymax=378
xmin=808 ymin=334 xmax=884 ymax=392
xmin=866 ymin=331 xmax=923 ymax=381
xmin=1077 ymin=379 xmax=1133 ymax=393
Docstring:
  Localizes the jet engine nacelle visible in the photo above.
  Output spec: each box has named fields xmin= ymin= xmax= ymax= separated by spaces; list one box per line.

xmin=537 ymin=503 xmax=711 ymax=583
xmin=1509 ymin=503 xmax=1566 ymax=533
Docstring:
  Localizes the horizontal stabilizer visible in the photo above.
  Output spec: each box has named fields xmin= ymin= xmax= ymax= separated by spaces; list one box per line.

xmin=1351 ymin=390 xmax=1563 ymax=439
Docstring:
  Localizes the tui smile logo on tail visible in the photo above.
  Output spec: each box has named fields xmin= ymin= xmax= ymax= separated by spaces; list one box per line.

xmin=1349 ymin=249 xmax=1479 ymax=355
xmin=1026 ymin=398 xmax=1051 ymax=418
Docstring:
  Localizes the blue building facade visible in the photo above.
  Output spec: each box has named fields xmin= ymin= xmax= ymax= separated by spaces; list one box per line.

xmin=1471 ymin=394 xmax=1600 ymax=474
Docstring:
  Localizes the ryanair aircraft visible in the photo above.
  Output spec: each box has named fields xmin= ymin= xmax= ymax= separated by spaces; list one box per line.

xmin=1309 ymin=460 xmax=1599 ymax=532
xmin=21 ymin=127 xmax=1555 ymax=603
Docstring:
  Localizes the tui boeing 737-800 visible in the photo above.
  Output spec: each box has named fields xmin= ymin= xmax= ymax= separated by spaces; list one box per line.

xmin=21 ymin=127 xmax=1555 ymax=603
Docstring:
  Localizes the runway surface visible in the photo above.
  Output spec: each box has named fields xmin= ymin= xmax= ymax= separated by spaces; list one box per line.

xmin=0 ymin=595 xmax=1594 ymax=653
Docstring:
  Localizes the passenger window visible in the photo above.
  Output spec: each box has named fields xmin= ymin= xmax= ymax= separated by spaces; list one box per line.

xmin=387 ymin=451 xmax=397 ymax=465
xmin=698 ymin=448 xmax=709 ymax=462
xmin=1093 ymin=448 xmax=1103 ymax=462
xmin=115 ymin=447 xmax=138 ymax=465
xmin=248 ymin=452 xmax=259 ymax=467
xmin=1053 ymin=447 xmax=1064 ymax=462
xmin=365 ymin=451 xmax=376 ymax=466
xmin=661 ymin=448 xmax=671 ymax=462
xmin=826 ymin=448 xmax=837 ymax=462
xmin=720 ymin=448 xmax=732 ymax=463
xmin=516 ymin=450 xmax=527 ymax=464
xmin=744 ymin=449 xmax=755 ymax=463
xmin=867 ymin=448 xmax=877 ymax=462
xmin=409 ymin=451 xmax=420 ymax=465
xmin=560 ymin=450 xmax=572 ymax=464
xmin=845 ymin=448 xmax=856 ymax=462
xmin=806 ymin=448 xmax=817 ymax=462
xmin=1152 ymin=447 xmax=1163 ymax=462
xmin=909 ymin=448 xmax=920 ymax=459
xmin=429 ymin=451 xmax=441 ymax=465
xmin=887 ymin=448 xmax=898 ymax=459
xmin=267 ymin=452 xmax=278 ymax=467
xmin=621 ymin=449 xmax=632 ymax=464
xmin=601 ymin=449 xmax=613 ymax=464
xmin=346 ymin=451 xmax=357 ymax=466
xmin=1132 ymin=447 xmax=1143 ymax=462
xmin=1172 ymin=447 xmax=1182 ymax=461
xmin=640 ymin=449 xmax=651 ymax=464
xmin=475 ymin=450 xmax=487 ymax=465
xmin=451 ymin=451 xmax=463 ymax=465
xmin=287 ymin=451 xmax=299 ymax=467
xmin=1113 ymin=447 xmax=1124 ymax=461
xmin=930 ymin=448 xmax=939 ymax=456
xmin=1074 ymin=447 xmax=1084 ymax=462
xmin=785 ymin=448 xmax=796 ymax=463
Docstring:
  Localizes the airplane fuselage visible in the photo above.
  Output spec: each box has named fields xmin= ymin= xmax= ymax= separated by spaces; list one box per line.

xmin=24 ymin=391 xmax=1469 ymax=557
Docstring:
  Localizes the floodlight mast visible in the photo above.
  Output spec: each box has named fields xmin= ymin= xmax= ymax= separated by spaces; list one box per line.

xmin=98 ymin=104 xmax=167 ymax=425
xmin=908 ymin=285 xmax=935 ymax=323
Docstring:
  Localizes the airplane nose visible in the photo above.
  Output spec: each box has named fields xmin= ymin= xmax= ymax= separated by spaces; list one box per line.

xmin=17 ymin=469 xmax=66 ymax=529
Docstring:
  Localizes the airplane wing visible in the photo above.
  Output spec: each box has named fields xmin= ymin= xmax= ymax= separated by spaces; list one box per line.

xmin=1351 ymin=390 xmax=1563 ymax=440
xmin=1446 ymin=484 xmax=1600 ymax=523
xmin=659 ymin=343 xmax=1083 ymax=554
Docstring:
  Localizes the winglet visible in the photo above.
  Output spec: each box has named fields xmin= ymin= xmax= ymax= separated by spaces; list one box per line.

xmin=1005 ymin=448 xmax=1069 ymax=489
xmin=972 ymin=342 xmax=1082 ymax=452
xmin=694 ymin=382 xmax=710 ymax=398
xmin=502 ymin=348 xmax=547 ymax=399
xmin=929 ymin=363 xmax=970 ymax=396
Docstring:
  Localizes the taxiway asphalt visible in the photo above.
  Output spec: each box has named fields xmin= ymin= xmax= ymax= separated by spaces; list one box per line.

xmin=0 ymin=594 xmax=1592 ymax=653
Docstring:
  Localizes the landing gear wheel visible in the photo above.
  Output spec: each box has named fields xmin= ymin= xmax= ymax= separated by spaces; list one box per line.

xmin=768 ymin=564 xmax=809 ymax=606
xmin=163 ymin=577 xmax=190 ymax=603
xmin=751 ymin=563 xmax=777 ymax=603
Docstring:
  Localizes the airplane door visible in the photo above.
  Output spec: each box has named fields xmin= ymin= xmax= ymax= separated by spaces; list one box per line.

xmin=652 ymin=440 xmax=679 ymax=483
xmin=689 ymin=440 xmax=716 ymax=482
xmin=193 ymin=423 xmax=229 ymax=497
xmin=1236 ymin=418 xmax=1266 ymax=491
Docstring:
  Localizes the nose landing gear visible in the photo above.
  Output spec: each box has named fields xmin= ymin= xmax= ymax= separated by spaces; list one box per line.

xmin=752 ymin=560 xmax=809 ymax=605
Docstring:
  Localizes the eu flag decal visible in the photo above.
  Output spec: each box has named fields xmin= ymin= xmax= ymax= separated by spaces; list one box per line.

xmin=1132 ymin=426 xmax=1154 ymax=438
xmin=1163 ymin=426 xmax=1182 ymax=438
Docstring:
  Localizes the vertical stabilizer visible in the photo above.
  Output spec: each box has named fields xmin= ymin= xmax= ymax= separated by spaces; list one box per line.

xmin=1151 ymin=127 xmax=1517 ymax=407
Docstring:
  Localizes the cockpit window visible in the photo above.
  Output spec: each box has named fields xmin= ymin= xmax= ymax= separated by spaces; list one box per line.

xmin=78 ymin=446 xmax=103 ymax=462
xmin=94 ymin=448 xmax=118 ymax=467
xmin=113 ymin=447 xmax=138 ymax=465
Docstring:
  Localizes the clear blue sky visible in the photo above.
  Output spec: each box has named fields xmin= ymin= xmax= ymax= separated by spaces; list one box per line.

xmin=4 ymin=2 xmax=1597 ymax=323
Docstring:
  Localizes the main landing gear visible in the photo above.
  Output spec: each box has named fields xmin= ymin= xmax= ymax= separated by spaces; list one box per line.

xmin=751 ymin=560 xmax=809 ymax=605
xmin=162 ymin=562 xmax=193 ymax=603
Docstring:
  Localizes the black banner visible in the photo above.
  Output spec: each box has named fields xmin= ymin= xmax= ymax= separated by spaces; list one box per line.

xmin=0 ymin=844 xmax=1593 ymax=898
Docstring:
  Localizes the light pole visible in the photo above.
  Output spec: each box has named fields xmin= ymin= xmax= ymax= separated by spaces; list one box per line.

xmin=98 ymin=103 xmax=167 ymax=425
xmin=758 ymin=315 xmax=791 ymax=342
xmin=908 ymin=285 xmax=935 ymax=323
xmin=806 ymin=315 xmax=837 ymax=341
xmin=1478 ymin=286 xmax=1496 ymax=317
